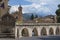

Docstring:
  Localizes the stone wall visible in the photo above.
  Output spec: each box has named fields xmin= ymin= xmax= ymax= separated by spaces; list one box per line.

xmin=15 ymin=23 xmax=60 ymax=38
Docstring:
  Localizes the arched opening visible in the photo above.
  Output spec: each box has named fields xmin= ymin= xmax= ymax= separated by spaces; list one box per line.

xmin=56 ymin=27 xmax=60 ymax=35
xmin=21 ymin=28 xmax=29 ymax=37
xmin=17 ymin=28 xmax=19 ymax=37
xmin=32 ymin=28 xmax=38 ymax=36
xmin=41 ymin=27 xmax=47 ymax=36
xmin=49 ymin=28 xmax=54 ymax=35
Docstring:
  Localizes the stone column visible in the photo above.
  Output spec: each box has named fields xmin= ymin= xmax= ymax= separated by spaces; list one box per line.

xmin=38 ymin=27 xmax=40 ymax=36
xmin=15 ymin=26 xmax=17 ymax=38
xmin=19 ymin=29 xmax=22 ymax=38
xmin=47 ymin=29 xmax=49 ymax=36
xmin=29 ymin=29 xmax=32 ymax=37
xmin=59 ymin=27 xmax=60 ymax=35
xmin=54 ymin=28 xmax=56 ymax=35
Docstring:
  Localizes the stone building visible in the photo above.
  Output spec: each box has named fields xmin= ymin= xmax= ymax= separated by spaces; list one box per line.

xmin=34 ymin=15 xmax=57 ymax=23
xmin=0 ymin=0 xmax=60 ymax=38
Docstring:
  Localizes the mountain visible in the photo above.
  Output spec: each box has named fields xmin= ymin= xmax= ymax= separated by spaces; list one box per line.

xmin=23 ymin=13 xmax=32 ymax=20
xmin=23 ymin=13 xmax=42 ymax=20
xmin=22 ymin=13 xmax=56 ymax=20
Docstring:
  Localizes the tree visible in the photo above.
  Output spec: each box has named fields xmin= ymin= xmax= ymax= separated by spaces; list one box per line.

xmin=58 ymin=4 xmax=60 ymax=8
xmin=56 ymin=9 xmax=60 ymax=16
xmin=30 ymin=14 xmax=34 ymax=20
xmin=35 ymin=15 xmax=38 ymax=18
xmin=56 ymin=4 xmax=60 ymax=23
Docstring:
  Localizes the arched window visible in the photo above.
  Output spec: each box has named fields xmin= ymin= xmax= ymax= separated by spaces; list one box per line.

xmin=17 ymin=28 xmax=19 ymax=37
xmin=56 ymin=27 xmax=60 ymax=35
xmin=32 ymin=28 xmax=38 ymax=36
xmin=41 ymin=27 xmax=47 ymax=36
xmin=21 ymin=28 xmax=29 ymax=37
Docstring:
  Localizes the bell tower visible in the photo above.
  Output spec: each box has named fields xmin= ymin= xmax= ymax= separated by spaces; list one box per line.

xmin=17 ymin=5 xmax=23 ymax=23
xmin=0 ymin=0 xmax=8 ymax=16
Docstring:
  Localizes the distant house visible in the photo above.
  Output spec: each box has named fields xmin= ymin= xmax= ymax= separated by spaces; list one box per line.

xmin=33 ymin=15 xmax=57 ymax=23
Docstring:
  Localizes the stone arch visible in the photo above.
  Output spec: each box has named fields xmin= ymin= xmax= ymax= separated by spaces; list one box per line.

xmin=56 ymin=27 xmax=60 ymax=35
xmin=32 ymin=28 xmax=38 ymax=36
xmin=49 ymin=27 xmax=54 ymax=35
xmin=41 ymin=27 xmax=47 ymax=36
xmin=21 ymin=28 xmax=29 ymax=37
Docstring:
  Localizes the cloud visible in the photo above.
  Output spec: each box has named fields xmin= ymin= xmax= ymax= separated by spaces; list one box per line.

xmin=22 ymin=3 xmax=51 ymax=14
xmin=25 ymin=0 xmax=60 ymax=5
xmin=23 ymin=0 xmax=60 ymax=15
xmin=10 ymin=0 xmax=60 ymax=15
xmin=22 ymin=3 xmax=41 ymax=13
xmin=10 ymin=5 xmax=19 ymax=13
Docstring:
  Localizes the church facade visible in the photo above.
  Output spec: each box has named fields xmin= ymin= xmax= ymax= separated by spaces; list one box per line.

xmin=0 ymin=0 xmax=60 ymax=38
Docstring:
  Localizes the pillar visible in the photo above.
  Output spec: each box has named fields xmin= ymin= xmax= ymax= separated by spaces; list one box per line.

xmin=19 ymin=29 xmax=22 ymax=38
xmin=54 ymin=28 xmax=56 ymax=35
xmin=59 ymin=27 xmax=60 ymax=35
xmin=38 ymin=27 xmax=40 ymax=36
xmin=29 ymin=29 xmax=32 ymax=37
xmin=47 ymin=29 xmax=49 ymax=36
xmin=15 ymin=26 xmax=17 ymax=38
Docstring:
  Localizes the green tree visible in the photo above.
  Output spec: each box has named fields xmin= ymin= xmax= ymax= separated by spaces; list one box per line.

xmin=56 ymin=4 xmax=60 ymax=23
xmin=30 ymin=14 xmax=34 ymax=20
xmin=35 ymin=15 xmax=38 ymax=18
xmin=56 ymin=9 xmax=60 ymax=16
xmin=58 ymin=4 xmax=60 ymax=8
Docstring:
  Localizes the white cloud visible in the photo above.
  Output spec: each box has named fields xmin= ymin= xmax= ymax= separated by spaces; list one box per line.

xmin=10 ymin=3 xmax=53 ymax=15
xmin=22 ymin=3 xmax=51 ymax=14
xmin=10 ymin=0 xmax=60 ymax=15
xmin=25 ymin=0 xmax=60 ymax=5
xmin=23 ymin=0 xmax=60 ymax=15
xmin=22 ymin=3 xmax=41 ymax=13
xmin=10 ymin=5 xmax=19 ymax=13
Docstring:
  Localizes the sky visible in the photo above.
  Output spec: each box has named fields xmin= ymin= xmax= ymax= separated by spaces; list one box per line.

xmin=9 ymin=0 xmax=60 ymax=16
